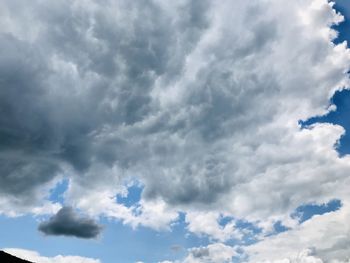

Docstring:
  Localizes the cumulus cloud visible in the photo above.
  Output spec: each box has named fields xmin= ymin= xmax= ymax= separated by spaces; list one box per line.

xmin=254 ymin=249 xmax=325 ymax=263
xmin=185 ymin=212 xmax=242 ymax=242
xmin=0 ymin=0 xmax=350 ymax=261
xmin=252 ymin=248 xmax=350 ymax=263
xmin=38 ymin=207 xmax=102 ymax=239
xmin=3 ymin=248 xmax=101 ymax=263
xmin=160 ymin=243 xmax=236 ymax=263
xmin=244 ymin=202 xmax=350 ymax=262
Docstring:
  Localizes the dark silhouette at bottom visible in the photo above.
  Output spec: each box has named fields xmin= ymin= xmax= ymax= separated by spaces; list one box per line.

xmin=0 ymin=251 xmax=34 ymax=263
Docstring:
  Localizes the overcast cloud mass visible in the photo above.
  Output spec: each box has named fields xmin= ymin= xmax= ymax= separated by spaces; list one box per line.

xmin=1 ymin=0 xmax=350 ymax=262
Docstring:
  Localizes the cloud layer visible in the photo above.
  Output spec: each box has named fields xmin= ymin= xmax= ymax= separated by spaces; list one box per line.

xmin=0 ymin=0 xmax=350 ymax=261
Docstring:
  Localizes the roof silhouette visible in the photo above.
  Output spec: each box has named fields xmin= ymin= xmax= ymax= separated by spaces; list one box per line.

xmin=0 ymin=251 xmax=34 ymax=263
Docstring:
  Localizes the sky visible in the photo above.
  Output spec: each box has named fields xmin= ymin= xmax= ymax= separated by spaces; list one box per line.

xmin=1 ymin=0 xmax=350 ymax=263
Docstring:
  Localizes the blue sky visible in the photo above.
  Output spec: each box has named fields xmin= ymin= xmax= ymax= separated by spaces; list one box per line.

xmin=1 ymin=1 xmax=350 ymax=263
xmin=0 ymin=189 xmax=210 ymax=262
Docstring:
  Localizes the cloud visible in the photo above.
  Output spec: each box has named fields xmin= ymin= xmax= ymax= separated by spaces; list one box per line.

xmin=251 ymin=248 xmax=350 ymax=263
xmin=253 ymin=249 xmax=325 ymax=263
xmin=185 ymin=211 xmax=242 ymax=242
xmin=38 ymin=207 xmax=102 ymax=239
xmin=0 ymin=0 xmax=350 ymax=261
xmin=244 ymin=202 xmax=350 ymax=262
xmin=160 ymin=243 xmax=236 ymax=263
xmin=3 ymin=248 xmax=101 ymax=263
xmin=171 ymin=245 xmax=183 ymax=253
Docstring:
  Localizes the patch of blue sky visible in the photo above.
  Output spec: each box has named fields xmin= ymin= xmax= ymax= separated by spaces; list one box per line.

xmin=301 ymin=89 xmax=350 ymax=156
xmin=291 ymin=199 xmax=342 ymax=224
xmin=116 ymin=184 xmax=143 ymax=208
xmin=0 ymin=212 xmax=211 ymax=263
xmin=225 ymin=219 xmax=290 ymax=249
xmin=227 ymin=219 xmax=263 ymax=246
xmin=272 ymin=221 xmax=290 ymax=234
xmin=48 ymin=178 xmax=69 ymax=204
xmin=333 ymin=0 xmax=350 ymax=46
xmin=234 ymin=220 xmax=262 ymax=236
xmin=98 ymin=212 xmax=213 ymax=263
xmin=218 ymin=215 xmax=234 ymax=227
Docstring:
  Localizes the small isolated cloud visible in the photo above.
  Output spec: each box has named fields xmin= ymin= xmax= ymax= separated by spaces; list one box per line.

xmin=171 ymin=245 xmax=183 ymax=252
xmin=3 ymin=248 xmax=101 ymax=263
xmin=38 ymin=207 xmax=102 ymax=239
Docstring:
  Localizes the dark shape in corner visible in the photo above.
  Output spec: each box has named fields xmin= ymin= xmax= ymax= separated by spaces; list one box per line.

xmin=38 ymin=206 xmax=102 ymax=239
xmin=0 ymin=251 xmax=34 ymax=263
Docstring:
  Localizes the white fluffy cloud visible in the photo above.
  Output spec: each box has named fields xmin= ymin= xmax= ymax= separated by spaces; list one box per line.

xmin=185 ymin=212 xmax=241 ymax=242
xmin=244 ymin=202 xmax=350 ymax=262
xmin=3 ymin=248 xmax=101 ymax=263
xmin=0 ymin=0 xmax=350 ymax=261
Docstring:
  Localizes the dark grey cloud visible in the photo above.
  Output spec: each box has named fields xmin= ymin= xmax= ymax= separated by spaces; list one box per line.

xmin=0 ymin=33 xmax=61 ymax=206
xmin=0 ymin=0 xmax=214 ymax=213
xmin=38 ymin=207 xmax=102 ymax=239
